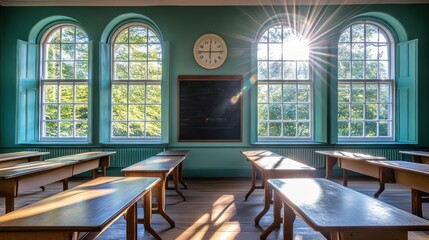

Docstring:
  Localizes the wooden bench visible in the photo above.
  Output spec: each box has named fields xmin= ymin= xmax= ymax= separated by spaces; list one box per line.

xmin=262 ymin=178 xmax=429 ymax=240
xmin=45 ymin=151 xmax=116 ymax=178
xmin=0 ymin=151 xmax=49 ymax=168
xmin=240 ymin=150 xmax=280 ymax=200
xmin=243 ymin=155 xmax=316 ymax=225
xmin=0 ymin=151 xmax=116 ymax=213
xmin=0 ymin=176 xmax=161 ymax=240
xmin=400 ymin=150 xmax=429 ymax=164
xmin=368 ymin=160 xmax=429 ymax=217
xmin=122 ymin=155 xmax=187 ymax=228
xmin=315 ymin=150 xmax=391 ymax=197
xmin=156 ymin=150 xmax=189 ymax=189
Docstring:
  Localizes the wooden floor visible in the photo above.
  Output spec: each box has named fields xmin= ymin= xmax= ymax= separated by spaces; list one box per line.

xmin=1 ymin=177 xmax=429 ymax=240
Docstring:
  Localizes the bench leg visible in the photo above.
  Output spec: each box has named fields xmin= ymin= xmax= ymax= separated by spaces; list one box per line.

xmin=154 ymin=180 xmax=175 ymax=228
xmin=283 ymin=203 xmax=296 ymax=240
xmin=5 ymin=197 xmax=14 ymax=214
xmin=63 ymin=179 xmax=69 ymax=191
xmin=260 ymin=191 xmax=282 ymax=240
xmin=254 ymin=176 xmax=271 ymax=225
xmin=325 ymin=156 xmax=337 ymax=179
xmin=173 ymin=167 xmax=186 ymax=201
xmin=125 ymin=202 xmax=137 ymax=240
xmin=373 ymin=181 xmax=385 ymax=198
xmin=178 ymin=162 xmax=187 ymax=189
xmin=245 ymin=165 xmax=258 ymax=201
xmin=142 ymin=190 xmax=162 ymax=240
xmin=342 ymin=169 xmax=348 ymax=187
xmin=412 ymin=189 xmax=423 ymax=217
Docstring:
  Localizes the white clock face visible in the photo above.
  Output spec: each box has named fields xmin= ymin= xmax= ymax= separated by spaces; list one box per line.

xmin=193 ymin=34 xmax=228 ymax=69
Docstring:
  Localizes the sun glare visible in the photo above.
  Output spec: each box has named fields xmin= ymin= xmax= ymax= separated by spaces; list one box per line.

xmin=284 ymin=35 xmax=310 ymax=60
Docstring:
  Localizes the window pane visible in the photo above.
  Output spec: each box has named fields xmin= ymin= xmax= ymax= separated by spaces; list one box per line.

xmin=113 ymin=105 xmax=127 ymax=120
xmin=269 ymin=122 xmax=281 ymax=136
xmin=338 ymin=43 xmax=351 ymax=60
xmin=338 ymin=61 xmax=351 ymax=79
xmin=366 ymin=84 xmax=378 ymax=102
xmin=338 ymin=84 xmax=350 ymax=102
xmin=351 ymin=122 xmax=363 ymax=136
xmin=283 ymin=104 xmax=296 ymax=120
xmin=297 ymin=84 xmax=310 ymax=102
xmin=61 ymin=62 xmax=74 ymax=79
xmin=379 ymin=122 xmax=389 ymax=136
xmin=365 ymin=61 xmax=378 ymax=79
xmin=258 ymin=61 xmax=268 ymax=80
xmin=60 ymin=85 xmax=73 ymax=103
xmin=129 ymin=105 xmax=144 ymax=120
xmin=351 ymin=61 xmax=364 ymax=79
xmin=75 ymin=105 xmax=88 ymax=120
xmin=258 ymin=104 xmax=268 ymax=120
xmin=47 ymin=62 xmax=60 ymax=79
xmin=61 ymin=44 xmax=74 ymax=60
xmin=283 ymin=62 xmax=296 ymax=80
xmin=351 ymin=104 xmax=364 ymax=119
xmin=62 ymin=26 xmax=75 ymax=43
xmin=114 ymin=44 xmax=129 ymax=61
xmin=46 ymin=44 xmax=60 ymax=60
xmin=112 ymin=122 xmax=127 ymax=137
xmin=269 ymin=43 xmax=282 ymax=60
xmin=338 ymin=104 xmax=350 ymax=120
xmin=269 ymin=26 xmax=282 ymax=42
xmin=148 ymin=44 xmax=162 ymax=60
xmin=59 ymin=122 xmax=73 ymax=137
xmin=60 ymin=105 xmax=73 ymax=120
xmin=258 ymin=43 xmax=268 ymax=60
xmin=45 ymin=122 xmax=58 ymax=137
xmin=112 ymin=84 xmax=127 ymax=103
xmin=297 ymin=104 xmax=310 ymax=120
xmin=258 ymin=122 xmax=268 ymax=136
xmin=366 ymin=24 xmax=378 ymax=42
xmin=130 ymin=62 xmax=146 ymax=80
xmin=268 ymin=84 xmax=282 ymax=103
xmin=76 ymin=61 xmax=88 ymax=79
xmin=365 ymin=104 xmax=378 ymax=120
xmin=338 ymin=122 xmax=350 ymax=137
xmin=269 ymin=61 xmax=282 ymax=80
xmin=283 ymin=122 xmax=296 ymax=136
xmin=44 ymin=85 xmax=58 ymax=103
xmin=297 ymin=122 xmax=310 ymax=137
xmin=147 ymin=105 xmax=161 ymax=120
xmin=258 ymin=84 xmax=268 ymax=103
xmin=129 ymin=85 xmax=145 ymax=103
xmin=297 ymin=62 xmax=309 ymax=80
xmin=146 ymin=121 xmax=161 ymax=136
xmin=129 ymin=122 xmax=144 ymax=137
xmin=351 ymin=24 xmax=364 ymax=42
xmin=339 ymin=27 xmax=350 ymax=42
xmin=146 ymin=84 xmax=161 ymax=103
xmin=269 ymin=104 xmax=282 ymax=120
xmin=365 ymin=122 xmax=377 ymax=137
xmin=366 ymin=44 xmax=378 ymax=60
xmin=352 ymin=43 xmax=364 ymax=60
xmin=114 ymin=62 xmax=129 ymax=80
xmin=283 ymin=84 xmax=297 ymax=102
xmin=45 ymin=105 xmax=58 ymax=120
xmin=148 ymin=61 xmax=162 ymax=80
xmin=130 ymin=44 xmax=147 ymax=61
xmin=76 ymin=28 xmax=88 ymax=43
xmin=351 ymin=84 xmax=364 ymax=102
xmin=75 ymin=122 xmax=88 ymax=137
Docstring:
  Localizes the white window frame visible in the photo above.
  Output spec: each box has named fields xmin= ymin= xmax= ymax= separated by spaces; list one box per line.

xmin=337 ymin=20 xmax=395 ymax=141
xmin=39 ymin=24 xmax=89 ymax=141
xmin=110 ymin=22 xmax=163 ymax=141
xmin=256 ymin=23 xmax=313 ymax=141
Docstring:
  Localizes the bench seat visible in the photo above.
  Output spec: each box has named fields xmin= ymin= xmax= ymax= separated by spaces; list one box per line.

xmin=0 ymin=151 xmax=49 ymax=168
xmin=0 ymin=176 xmax=160 ymax=240
xmin=262 ymin=178 xmax=429 ymax=240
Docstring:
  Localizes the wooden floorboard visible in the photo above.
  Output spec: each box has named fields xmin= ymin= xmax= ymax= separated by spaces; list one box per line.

xmin=1 ymin=177 xmax=429 ymax=239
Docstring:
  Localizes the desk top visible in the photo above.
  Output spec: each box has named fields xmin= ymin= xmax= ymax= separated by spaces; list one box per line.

xmin=399 ymin=151 xmax=429 ymax=157
xmin=0 ymin=151 xmax=49 ymax=162
xmin=247 ymin=156 xmax=315 ymax=172
xmin=156 ymin=150 xmax=189 ymax=157
xmin=240 ymin=150 xmax=279 ymax=158
xmin=315 ymin=150 xmax=386 ymax=161
xmin=0 ymin=161 xmax=74 ymax=179
xmin=121 ymin=156 xmax=185 ymax=173
xmin=44 ymin=151 xmax=116 ymax=163
xmin=0 ymin=177 xmax=159 ymax=232
xmin=368 ymin=160 xmax=429 ymax=176
xmin=269 ymin=178 xmax=429 ymax=231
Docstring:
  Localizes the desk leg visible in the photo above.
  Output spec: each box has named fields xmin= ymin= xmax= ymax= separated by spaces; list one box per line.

xmin=154 ymin=179 xmax=175 ymax=228
xmin=245 ymin=165 xmax=258 ymax=201
xmin=178 ymin=162 xmax=187 ymax=189
xmin=63 ymin=179 xmax=69 ymax=191
xmin=373 ymin=181 xmax=385 ymax=198
xmin=5 ymin=197 xmax=14 ymax=214
xmin=254 ymin=174 xmax=270 ymax=225
xmin=283 ymin=203 xmax=296 ymax=240
xmin=260 ymin=191 xmax=282 ymax=240
xmin=173 ymin=167 xmax=186 ymax=201
xmin=325 ymin=156 xmax=337 ymax=179
xmin=412 ymin=189 xmax=423 ymax=217
xmin=342 ymin=169 xmax=348 ymax=187
xmin=125 ymin=202 xmax=137 ymax=240
xmin=143 ymin=190 xmax=162 ymax=240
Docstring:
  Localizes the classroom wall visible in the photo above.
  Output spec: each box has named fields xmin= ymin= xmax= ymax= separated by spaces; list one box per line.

xmin=1 ymin=5 xmax=429 ymax=177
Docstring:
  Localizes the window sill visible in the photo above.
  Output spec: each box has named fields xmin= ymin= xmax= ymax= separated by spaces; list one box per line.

xmin=251 ymin=141 xmax=326 ymax=146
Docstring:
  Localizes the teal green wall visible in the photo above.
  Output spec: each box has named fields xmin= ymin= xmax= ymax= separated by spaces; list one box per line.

xmin=1 ymin=5 xmax=429 ymax=177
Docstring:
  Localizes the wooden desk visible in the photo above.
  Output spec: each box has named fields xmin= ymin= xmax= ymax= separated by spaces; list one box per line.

xmin=45 ymin=151 xmax=116 ymax=178
xmin=315 ymin=150 xmax=389 ymax=197
xmin=262 ymin=178 xmax=429 ymax=240
xmin=0 ymin=151 xmax=49 ymax=168
xmin=399 ymin=151 xmax=429 ymax=164
xmin=245 ymin=155 xmax=316 ymax=225
xmin=369 ymin=160 xmax=429 ymax=217
xmin=156 ymin=150 xmax=189 ymax=189
xmin=0 ymin=177 xmax=161 ymax=240
xmin=240 ymin=150 xmax=280 ymax=200
xmin=122 ymin=155 xmax=187 ymax=228
xmin=0 ymin=161 xmax=74 ymax=213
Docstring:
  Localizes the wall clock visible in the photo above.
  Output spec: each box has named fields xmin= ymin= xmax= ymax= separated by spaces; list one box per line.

xmin=193 ymin=33 xmax=228 ymax=69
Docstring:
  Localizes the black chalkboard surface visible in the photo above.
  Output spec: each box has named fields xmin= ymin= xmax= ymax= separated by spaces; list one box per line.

xmin=178 ymin=75 xmax=242 ymax=141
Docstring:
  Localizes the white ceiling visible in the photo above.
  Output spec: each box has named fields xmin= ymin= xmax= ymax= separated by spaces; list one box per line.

xmin=1 ymin=0 xmax=429 ymax=6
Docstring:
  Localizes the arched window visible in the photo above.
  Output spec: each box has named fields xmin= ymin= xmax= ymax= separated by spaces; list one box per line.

xmin=256 ymin=24 xmax=312 ymax=141
xmin=110 ymin=23 xmax=162 ymax=140
xmin=40 ymin=24 xmax=89 ymax=140
xmin=337 ymin=21 xmax=394 ymax=141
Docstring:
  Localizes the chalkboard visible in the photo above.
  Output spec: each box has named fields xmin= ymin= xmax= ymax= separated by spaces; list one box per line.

xmin=178 ymin=75 xmax=242 ymax=142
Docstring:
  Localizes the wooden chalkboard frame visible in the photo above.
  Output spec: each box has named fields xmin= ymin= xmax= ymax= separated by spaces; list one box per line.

xmin=178 ymin=75 xmax=242 ymax=142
